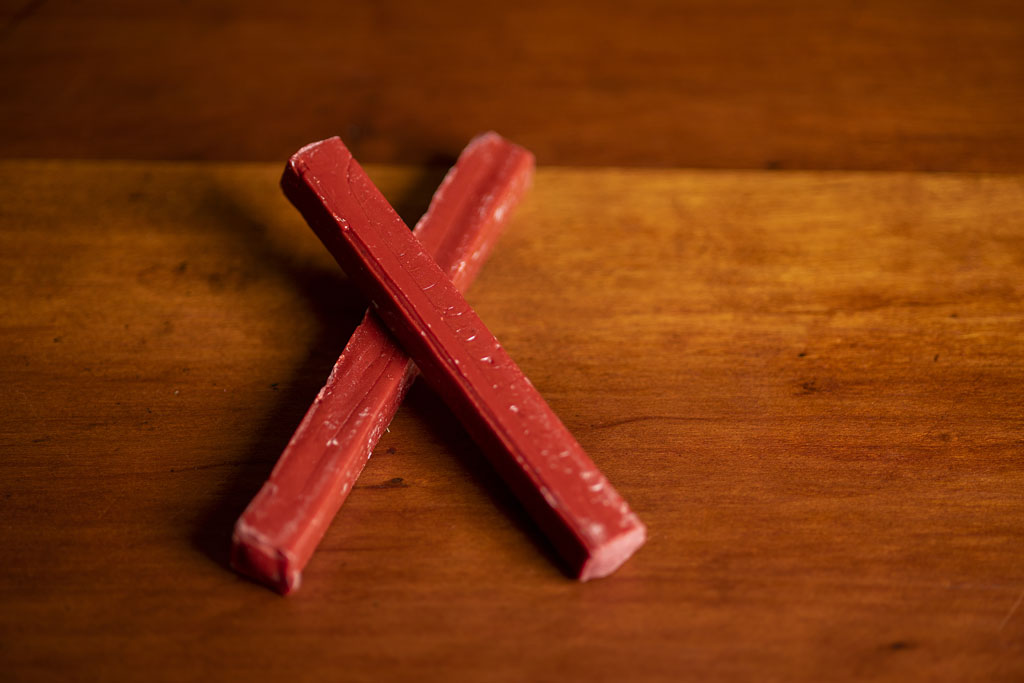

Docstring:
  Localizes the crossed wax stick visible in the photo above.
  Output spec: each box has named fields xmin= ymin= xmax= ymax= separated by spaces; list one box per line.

xmin=231 ymin=133 xmax=645 ymax=594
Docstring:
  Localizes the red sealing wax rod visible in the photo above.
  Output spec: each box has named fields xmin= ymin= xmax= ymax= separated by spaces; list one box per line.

xmin=232 ymin=133 xmax=535 ymax=593
xmin=282 ymin=137 xmax=646 ymax=580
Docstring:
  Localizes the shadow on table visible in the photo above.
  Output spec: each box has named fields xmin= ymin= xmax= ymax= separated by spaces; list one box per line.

xmin=400 ymin=379 xmax=568 ymax=578
xmin=186 ymin=178 xmax=364 ymax=573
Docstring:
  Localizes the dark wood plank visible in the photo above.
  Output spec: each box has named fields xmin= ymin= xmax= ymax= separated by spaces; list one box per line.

xmin=1 ymin=160 xmax=1022 ymax=681
xmin=0 ymin=0 xmax=1022 ymax=170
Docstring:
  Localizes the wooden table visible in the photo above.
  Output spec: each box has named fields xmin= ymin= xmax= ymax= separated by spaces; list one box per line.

xmin=2 ymin=2 xmax=1023 ymax=682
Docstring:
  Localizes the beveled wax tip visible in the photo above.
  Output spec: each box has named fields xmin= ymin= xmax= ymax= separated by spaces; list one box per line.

xmin=577 ymin=522 xmax=647 ymax=582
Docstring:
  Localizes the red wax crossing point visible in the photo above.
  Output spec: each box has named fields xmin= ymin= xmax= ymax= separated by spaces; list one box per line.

xmin=282 ymin=137 xmax=646 ymax=581
xmin=232 ymin=133 xmax=535 ymax=593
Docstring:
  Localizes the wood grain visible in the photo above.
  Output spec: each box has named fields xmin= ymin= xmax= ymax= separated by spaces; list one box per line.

xmin=1 ymin=160 xmax=1022 ymax=681
xmin=1 ymin=0 xmax=1022 ymax=171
